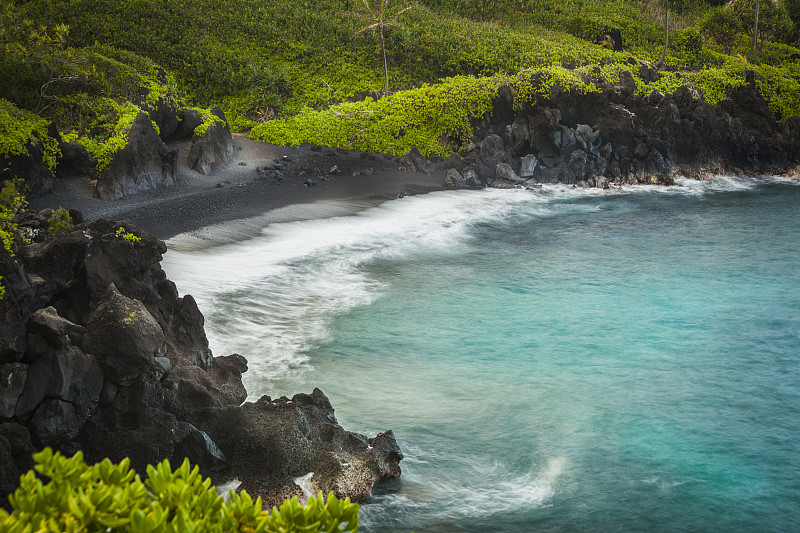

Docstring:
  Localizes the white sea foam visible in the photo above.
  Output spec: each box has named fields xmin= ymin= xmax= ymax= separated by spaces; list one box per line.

xmin=162 ymin=189 xmax=564 ymax=391
xmin=293 ymin=472 xmax=315 ymax=502
xmin=216 ymin=479 xmax=241 ymax=500
xmin=161 ymin=177 xmax=783 ymax=393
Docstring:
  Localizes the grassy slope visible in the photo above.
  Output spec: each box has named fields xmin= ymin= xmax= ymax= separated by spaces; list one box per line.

xmin=7 ymin=0 xmax=800 ymax=158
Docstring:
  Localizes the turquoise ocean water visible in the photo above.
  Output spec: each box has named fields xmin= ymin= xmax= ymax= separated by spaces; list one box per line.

xmin=162 ymin=177 xmax=800 ymax=532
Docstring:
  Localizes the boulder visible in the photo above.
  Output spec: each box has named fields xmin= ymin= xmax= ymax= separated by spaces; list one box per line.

xmin=94 ymin=112 xmax=176 ymax=200
xmin=196 ymin=388 xmax=403 ymax=506
xmin=495 ymin=162 xmax=521 ymax=183
xmin=18 ymin=229 xmax=91 ymax=316
xmin=463 ymin=168 xmax=483 ymax=188
xmin=83 ymin=219 xmax=168 ymax=321
xmin=188 ymin=107 xmax=234 ymax=175
xmin=509 ymin=116 xmax=530 ymax=154
xmin=80 ymin=375 xmax=179 ymax=472
xmin=444 ymin=168 xmax=466 ymax=188
xmin=29 ymin=398 xmax=81 ymax=447
xmin=166 ymin=295 xmax=212 ymax=369
xmin=596 ymin=27 xmax=624 ymax=51
xmin=82 ymin=284 xmax=165 ymax=386
xmin=27 ymin=306 xmax=85 ymax=347
xmin=520 ymin=154 xmax=538 ymax=178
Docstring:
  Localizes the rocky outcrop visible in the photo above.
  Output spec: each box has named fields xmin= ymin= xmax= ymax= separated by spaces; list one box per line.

xmin=0 ymin=211 xmax=402 ymax=509
xmin=187 ymin=107 xmax=234 ymax=175
xmin=443 ymin=70 xmax=800 ymax=190
xmin=94 ymin=112 xmax=177 ymax=200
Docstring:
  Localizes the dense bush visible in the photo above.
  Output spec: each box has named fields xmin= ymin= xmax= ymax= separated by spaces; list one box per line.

xmin=47 ymin=206 xmax=73 ymax=233
xmin=0 ymin=448 xmax=361 ymax=533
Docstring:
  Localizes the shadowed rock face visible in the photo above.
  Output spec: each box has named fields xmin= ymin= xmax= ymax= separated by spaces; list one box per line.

xmin=187 ymin=107 xmax=234 ymax=175
xmin=0 ymin=213 xmax=402 ymax=509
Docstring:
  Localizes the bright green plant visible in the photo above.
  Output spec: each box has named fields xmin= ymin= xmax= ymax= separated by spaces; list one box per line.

xmin=0 ymin=448 xmax=360 ymax=533
xmin=115 ymin=226 xmax=141 ymax=243
xmin=47 ymin=206 xmax=73 ymax=233
xmin=0 ymin=99 xmax=60 ymax=172
xmin=0 ymin=178 xmax=27 ymax=257
xmin=189 ymin=107 xmax=224 ymax=137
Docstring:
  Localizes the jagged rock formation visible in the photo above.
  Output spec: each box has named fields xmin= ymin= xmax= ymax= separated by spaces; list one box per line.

xmin=0 ymin=211 xmax=402 ymax=508
xmin=94 ymin=112 xmax=178 ymax=200
xmin=6 ymin=97 xmax=235 ymax=201
xmin=441 ymin=70 xmax=800 ymax=189
xmin=185 ymin=107 xmax=234 ymax=175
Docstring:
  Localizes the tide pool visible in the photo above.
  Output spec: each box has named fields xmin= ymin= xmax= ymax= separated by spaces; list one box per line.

xmin=163 ymin=177 xmax=800 ymax=532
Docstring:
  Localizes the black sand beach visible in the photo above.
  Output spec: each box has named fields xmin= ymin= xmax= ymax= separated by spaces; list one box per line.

xmin=29 ymin=134 xmax=444 ymax=242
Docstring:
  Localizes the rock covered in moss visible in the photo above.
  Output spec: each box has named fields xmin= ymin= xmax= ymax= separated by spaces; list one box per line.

xmin=94 ymin=112 xmax=177 ymax=200
xmin=187 ymin=107 xmax=234 ymax=175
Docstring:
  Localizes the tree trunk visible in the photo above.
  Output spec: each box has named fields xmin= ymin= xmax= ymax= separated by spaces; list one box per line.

xmin=748 ymin=0 xmax=760 ymax=62
xmin=380 ymin=23 xmax=388 ymax=97
xmin=656 ymin=0 xmax=669 ymax=68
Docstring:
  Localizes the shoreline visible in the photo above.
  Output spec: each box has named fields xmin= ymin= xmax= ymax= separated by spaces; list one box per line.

xmin=29 ymin=133 xmax=445 ymax=242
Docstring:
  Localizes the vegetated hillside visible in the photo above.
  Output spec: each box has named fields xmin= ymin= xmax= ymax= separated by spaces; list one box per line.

xmin=3 ymin=0 xmax=800 ymax=157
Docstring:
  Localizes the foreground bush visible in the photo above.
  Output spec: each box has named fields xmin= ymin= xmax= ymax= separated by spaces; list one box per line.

xmin=0 ymin=448 xmax=360 ymax=533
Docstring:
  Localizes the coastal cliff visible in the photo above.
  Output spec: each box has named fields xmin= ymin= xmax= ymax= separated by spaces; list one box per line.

xmin=439 ymin=72 xmax=800 ymax=189
xmin=0 ymin=212 xmax=402 ymax=509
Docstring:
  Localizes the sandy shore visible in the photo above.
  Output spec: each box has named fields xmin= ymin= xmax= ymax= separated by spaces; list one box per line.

xmin=29 ymin=134 xmax=445 ymax=242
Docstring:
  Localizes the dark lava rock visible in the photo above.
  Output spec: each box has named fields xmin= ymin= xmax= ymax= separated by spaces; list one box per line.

xmin=188 ymin=107 xmax=234 ymax=175
xmin=95 ymin=112 xmax=176 ymax=200
xmin=82 ymin=284 xmax=165 ymax=386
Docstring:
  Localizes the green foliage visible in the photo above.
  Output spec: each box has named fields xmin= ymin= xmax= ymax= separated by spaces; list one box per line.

xmin=251 ymin=75 xmax=497 ymax=156
xmin=0 ymin=99 xmax=60 ymax=172
xmin=507 ymin=65 xmax=599 ymax=111
xmin=0 ymin=275 xmax=5 ymax=300
xmin=0 ymin=178 xmax=27 ymax=257
xmin=115 ymin=226 xmax=141 ymax=243
xmin=68 ymin=99 xmax=143 ymax=172
xmin=0 ymin=448 xmax=361 ymax=533
xmin=47 ymin=206 xmax=73 ymax=233
xmin=240 ymin=64 xmax=293 ymax=123
xmin=6 ymin=0 xmax=800 ymax=152
xmin=189 ymin=107 xmax=225 ymax=137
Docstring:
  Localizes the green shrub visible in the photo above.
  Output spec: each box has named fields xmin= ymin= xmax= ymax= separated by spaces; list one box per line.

xmin=0 ymin=447 xmax=361 ymax=533
xmin=0 ymin=179 xmax=27 ymax=257
xmin=115 ymin=226 xmax=141 ymax=243
xmin=0 ymin=99 xmax=60 ymax=172
xmin=47 ymin=206 xmax=73 ymax=233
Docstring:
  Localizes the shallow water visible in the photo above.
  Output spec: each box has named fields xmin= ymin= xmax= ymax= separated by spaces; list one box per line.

xmin=163 ymin=177 xmax=800 ymax=532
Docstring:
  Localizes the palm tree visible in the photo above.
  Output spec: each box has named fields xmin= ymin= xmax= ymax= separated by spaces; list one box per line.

xmin=748 ymin=0 xmax=760 ymax=61
xmin=340 ymin=0 xmax=416 ymax=97
xmin=655 ymin=0 xmax=669 ymax=69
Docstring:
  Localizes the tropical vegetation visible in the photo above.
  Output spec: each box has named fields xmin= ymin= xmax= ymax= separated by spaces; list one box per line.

xmin=0 ymin=448 xmax=360 ymax=533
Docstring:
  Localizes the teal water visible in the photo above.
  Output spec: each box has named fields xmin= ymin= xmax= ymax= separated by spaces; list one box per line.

xmin=163 ymin=177 xmax=800 ymax=532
